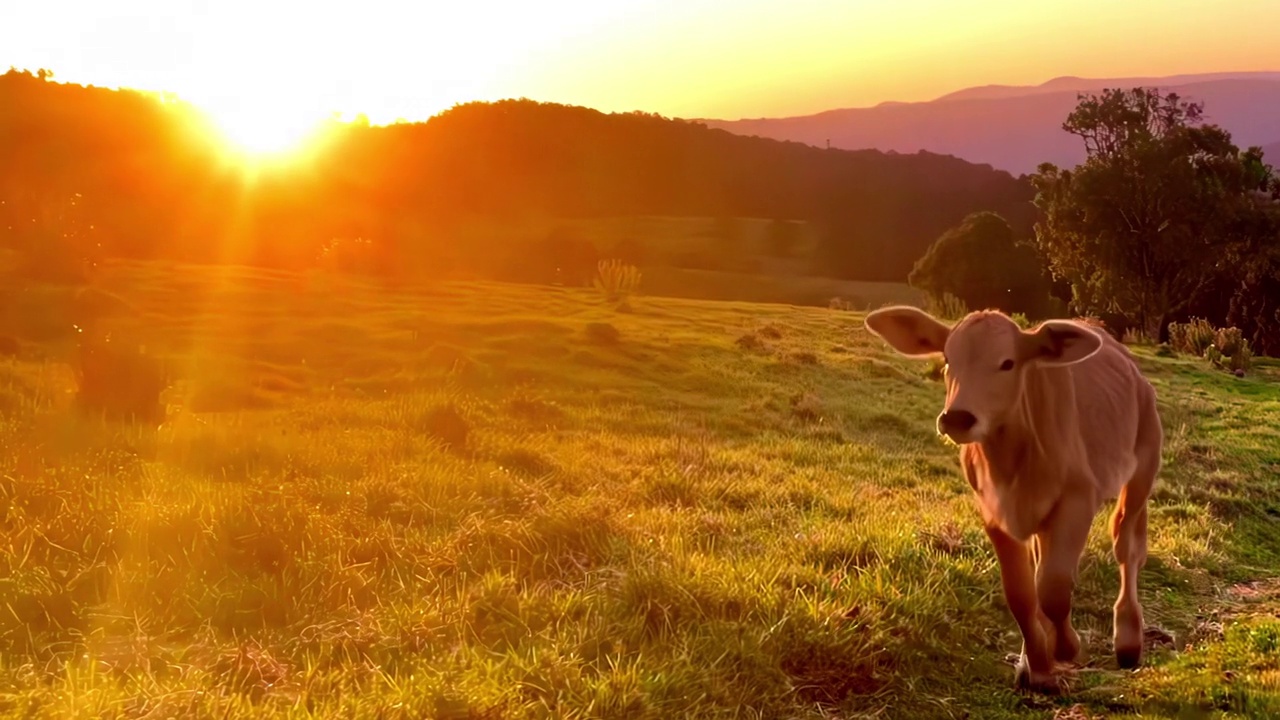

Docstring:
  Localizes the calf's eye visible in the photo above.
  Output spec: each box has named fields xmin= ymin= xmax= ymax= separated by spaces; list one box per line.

xmin=1000 ymin=359 xmax=1015 ymax=371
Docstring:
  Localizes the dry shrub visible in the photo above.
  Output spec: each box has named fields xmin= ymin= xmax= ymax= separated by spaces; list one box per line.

xmin=1169 ymin=318 xmax=1252 ymax=373
xmin=73 ymin=333 xmax=168 ymax=423
xmin=758 ymin=324 xmax=783 ymax=340
xmin=593 ymin=259 xmax=642 ymax=303
xmin=1207 ymin=326 xmax=1253 ymax=373
xmin=735 ymin=332 xmax=765 ymax=351
xmin=1168 ymin=317 xmax=1216 ymax=357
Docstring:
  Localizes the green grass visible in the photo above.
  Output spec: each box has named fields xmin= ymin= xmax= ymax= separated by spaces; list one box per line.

xmin=1 ymin=260 xmax=1278 ymax=718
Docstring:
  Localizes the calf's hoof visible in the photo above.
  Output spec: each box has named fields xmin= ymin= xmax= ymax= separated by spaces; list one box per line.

xmin=1014 ymin=659 xmax=1062 ymax=695
xmin=1115 ymin=644 xmax=1143 ymax=670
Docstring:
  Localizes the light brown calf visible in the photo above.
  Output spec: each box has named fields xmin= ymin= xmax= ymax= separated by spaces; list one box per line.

xmin=863 ymin=306 xmax=1163 ymax=693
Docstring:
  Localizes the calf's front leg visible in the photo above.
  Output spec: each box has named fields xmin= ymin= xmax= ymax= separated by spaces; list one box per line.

xmin=985 ymin=524 xmax=1058 ymax=693
xmin=1035 ymin=496 xmax=1096 ymax=667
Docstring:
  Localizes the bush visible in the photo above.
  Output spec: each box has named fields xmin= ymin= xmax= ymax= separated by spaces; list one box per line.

xmin=1168 ymin=318 xmax=1217 ymax=357
xmin=1168 ymin=318 xmax=1253 ymax=373
xmin=73 ymin=333 xmax=168 ymax=423
xmin=593 ymin=259 xmax=642 ymax=303
xmin=1210 ymin=327 xmax=1253 ymax=373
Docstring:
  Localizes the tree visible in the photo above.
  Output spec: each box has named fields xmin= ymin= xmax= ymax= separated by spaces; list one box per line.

xmin=908 ymin=211 xmax=1051 ymax=316
xmin=1030 ymin=88 xmax=1277 ymax=338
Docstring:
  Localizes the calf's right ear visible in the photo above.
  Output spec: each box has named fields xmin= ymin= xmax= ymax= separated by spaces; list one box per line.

xmin=864 ymin=305 xmax=951 ymax=357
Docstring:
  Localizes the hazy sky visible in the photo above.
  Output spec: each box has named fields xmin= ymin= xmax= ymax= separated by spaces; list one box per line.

xmin=4 ymin=0 xmax=1279 ymax=132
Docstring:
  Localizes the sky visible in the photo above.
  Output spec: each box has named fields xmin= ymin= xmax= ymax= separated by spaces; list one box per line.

xmin=4 ymin=0 xmax=1280 ymax=148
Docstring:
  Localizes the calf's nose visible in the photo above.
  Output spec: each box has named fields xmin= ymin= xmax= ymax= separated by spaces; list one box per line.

xmin=937 ymin=409 xmax=977 ymax=436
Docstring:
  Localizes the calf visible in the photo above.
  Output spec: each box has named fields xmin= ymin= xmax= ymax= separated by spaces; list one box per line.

xmin=863 ymin=306 xmax=1163 ymax=693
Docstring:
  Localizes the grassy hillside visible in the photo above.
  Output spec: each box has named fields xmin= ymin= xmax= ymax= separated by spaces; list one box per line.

xmin=1 ymin=261 xmax=1278 ymax=719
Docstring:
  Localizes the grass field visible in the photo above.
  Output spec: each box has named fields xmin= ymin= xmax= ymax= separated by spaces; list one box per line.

xmin=1 ymin=260 xmax=1279 ymax=719
xmin=638 ymin=267 xmax=925 ymax=310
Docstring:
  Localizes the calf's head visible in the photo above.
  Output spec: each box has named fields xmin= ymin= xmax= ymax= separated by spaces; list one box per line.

xmin=863 ymin=306 xmax=1104 ymax=444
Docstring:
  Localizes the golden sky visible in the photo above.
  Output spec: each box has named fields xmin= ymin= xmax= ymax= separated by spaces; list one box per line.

xmin=4 ymin=0 xmax=1280 ymax=148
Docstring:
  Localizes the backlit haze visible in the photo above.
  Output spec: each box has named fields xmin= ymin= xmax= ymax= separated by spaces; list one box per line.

xmin=4 ymin=0 xmax=1280 ymax=156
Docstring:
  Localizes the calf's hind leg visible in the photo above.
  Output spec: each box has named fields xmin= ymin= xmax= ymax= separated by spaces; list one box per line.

xmin=1110 ymin=459 xmax=1157 ymax=669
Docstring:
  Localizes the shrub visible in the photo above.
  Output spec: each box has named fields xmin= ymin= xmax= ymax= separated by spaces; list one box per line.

xmin=1168 ymin=318 xmax=1253 ymax=373
xmin=1210 ymin=327 xmax=1253 ymax=373
xmin=828 ymin=297 xmax=856 ymax=311
xmin=73 ymin=333 xmax=168 ymax=423
xmin=1168 ymin=317 xmax=1216 ymax=357
xmin=593 ymin=259 xmax=642 ymax=303
xmin=1009 ymin=312 xmax=1032 ymax=329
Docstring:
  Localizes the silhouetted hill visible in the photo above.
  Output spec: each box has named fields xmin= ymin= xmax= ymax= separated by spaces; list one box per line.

xmin=705 ymin=74 xmax=1280 ymax=174
xmin=0 ymin=70 xmax=1035 ymax=284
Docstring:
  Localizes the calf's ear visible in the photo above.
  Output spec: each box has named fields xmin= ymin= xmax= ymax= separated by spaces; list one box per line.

xmin=864 ymin=305 xmax=952 ymax=357
xmin=1018 ymin=320 xmax=1104 ymax=367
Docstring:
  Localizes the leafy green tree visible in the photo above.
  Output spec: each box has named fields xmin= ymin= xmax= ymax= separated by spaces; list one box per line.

xmin=1030 ymin=88 xmax=1277 ymax=338
xmin=908 ymin=211 xmax=1050 ymax=316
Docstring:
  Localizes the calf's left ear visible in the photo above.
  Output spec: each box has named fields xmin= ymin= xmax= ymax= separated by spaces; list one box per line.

xmin=1018 ymin=320 xmax=1104 ymax=367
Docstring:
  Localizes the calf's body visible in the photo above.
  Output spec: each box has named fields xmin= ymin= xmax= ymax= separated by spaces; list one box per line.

xmin=864 ymin=307 xmax=1162 ymax=693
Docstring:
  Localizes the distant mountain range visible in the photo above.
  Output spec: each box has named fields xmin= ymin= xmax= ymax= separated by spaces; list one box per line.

xmin=702 ymin=72 xmax=1280 ymax=175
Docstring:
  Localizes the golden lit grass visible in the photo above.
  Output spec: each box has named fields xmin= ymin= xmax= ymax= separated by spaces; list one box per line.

xmin=0 ymin=260 xmax=1278 ymax=718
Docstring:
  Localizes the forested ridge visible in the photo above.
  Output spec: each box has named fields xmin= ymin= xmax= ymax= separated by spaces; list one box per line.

xmin=0 ymin=68 xmax=1033 ymax=283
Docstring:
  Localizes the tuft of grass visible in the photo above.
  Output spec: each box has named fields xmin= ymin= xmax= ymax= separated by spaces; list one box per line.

xmin=584 ymin=321 xmax=621 ymax=346
xmin=735 ymin=332 xmax=765 ymax=351
xmin=789 ymin=391 xmax=824 ymax=422
xmin=420 ymin=402 xmax=471 ymax=449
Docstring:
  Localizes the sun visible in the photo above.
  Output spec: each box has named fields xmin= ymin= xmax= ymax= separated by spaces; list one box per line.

xmin=199 ymin=101 xmax=335 ymax=161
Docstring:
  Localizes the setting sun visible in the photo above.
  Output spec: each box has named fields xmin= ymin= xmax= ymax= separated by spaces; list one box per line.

xmin=207 ymin=108 xmax=324 ymax=156
xmin=195 ymin=97 xmax=337 ymax=160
